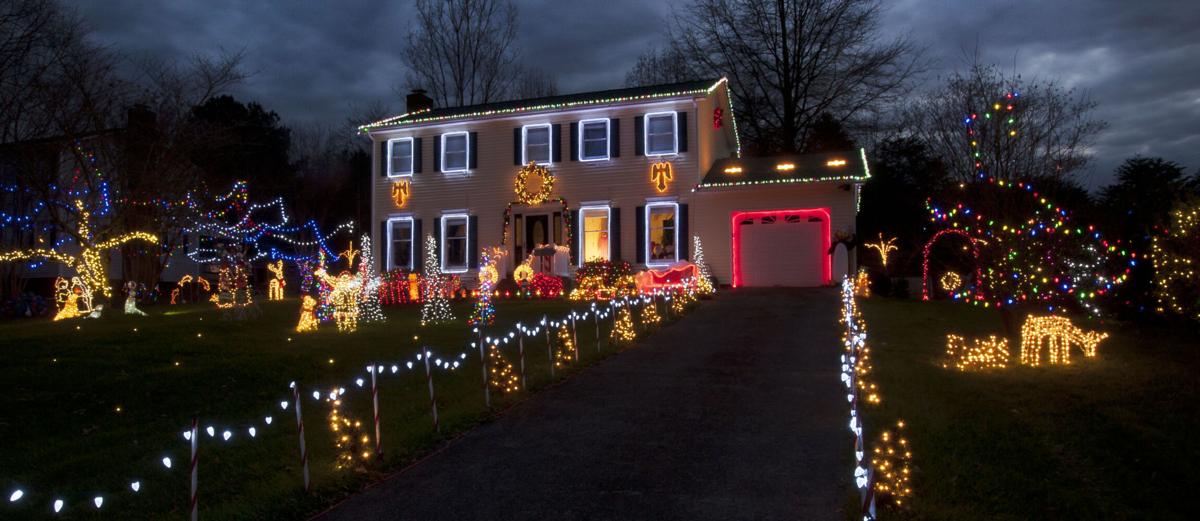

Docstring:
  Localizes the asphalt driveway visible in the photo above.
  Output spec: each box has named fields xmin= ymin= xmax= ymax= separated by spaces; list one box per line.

xmin=314 ymin=288 xmax=846 ymax=521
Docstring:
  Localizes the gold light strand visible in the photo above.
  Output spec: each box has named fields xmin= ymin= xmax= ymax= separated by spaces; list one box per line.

xmin=640 ymin=299 xmax=662 ymax=327
xmin=871 ymin=419 xmax=913 ymax=509
xmin=555 ymin=323 xmax=576 ymax=367
xmin=610 ymin=306 xmax=637 ymax=344
xmin=488 ymin=344 xmax=520 ymax=393
xmin=1019 ymin=315 xmax=1108 ymax=366
xmin=942 ymin=334 xmax=1010 ymax=371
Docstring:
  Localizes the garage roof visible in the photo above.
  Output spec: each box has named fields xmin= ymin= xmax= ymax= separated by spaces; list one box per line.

xmin=697 ymin=148 xmax=870 ymax=189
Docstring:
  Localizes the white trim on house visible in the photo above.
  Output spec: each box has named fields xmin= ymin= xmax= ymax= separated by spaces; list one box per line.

xmin=644 ymin=111 xmax=678 ymax=156
xmin=385 ymin=216 xmax=415 ymax=270
xmin=440 ymin=212 xmax=470 ymax=273
xmin=386 ymin=137 xmax=414 ymax=177
xmin=577 ymin=204 xmax=612 ymax=266
xmin=644 ymin=201 xmax=680 ymax=267
xmin=440 ymin=131 xmax=470 ymax=173
xmin=578 ymin=118 xmax=610 ymax=162
xmin=521 ymin=123 xmax=553 ymax=165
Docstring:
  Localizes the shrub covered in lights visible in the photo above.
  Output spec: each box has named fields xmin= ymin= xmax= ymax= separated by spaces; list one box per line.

xmin=569 ymin=260 xmax=636 ymax=301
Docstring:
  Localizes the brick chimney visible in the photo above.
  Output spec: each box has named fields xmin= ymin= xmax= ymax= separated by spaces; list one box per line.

xmin=406 ymin=89 xmax=433 ymax=113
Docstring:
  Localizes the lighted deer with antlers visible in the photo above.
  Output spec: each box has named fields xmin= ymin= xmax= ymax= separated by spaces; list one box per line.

xmin=1019 ymin=315 xmax=1109 ymax=366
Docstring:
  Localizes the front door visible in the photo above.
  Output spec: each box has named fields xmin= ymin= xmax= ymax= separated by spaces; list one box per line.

xmin=525 ymin=214 xmax=550 ymax=252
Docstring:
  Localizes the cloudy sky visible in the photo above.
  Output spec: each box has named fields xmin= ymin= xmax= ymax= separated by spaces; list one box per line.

xmin=77 ymin=0 xmax=1198 ymax=188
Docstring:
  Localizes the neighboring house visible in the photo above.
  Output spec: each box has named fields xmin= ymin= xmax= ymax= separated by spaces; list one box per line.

xmin=361 ymin=78 xmax=868 ymax=287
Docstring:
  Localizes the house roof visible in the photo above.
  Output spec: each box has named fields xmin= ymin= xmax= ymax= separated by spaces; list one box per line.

xmin=695 ymin=148 xmax=870 ymax=190
xmin=361 ymin=78 xmax=727 ymax=133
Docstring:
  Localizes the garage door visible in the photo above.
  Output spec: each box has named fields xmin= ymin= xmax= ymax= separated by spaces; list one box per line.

xmin=735 ymin=213 xmax=827 ymax=287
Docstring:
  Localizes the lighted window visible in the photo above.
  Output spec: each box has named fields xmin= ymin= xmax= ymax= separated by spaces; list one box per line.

xmin=441 ymin=214 xmax=469 ymax=272
xmin=523 ymin=124 xmax=551 ymax=165
xmin=579 ymin=119 xmax=609 ymax=161
xmin=387 ymin=217 xmax=414 ymax=270
xmin=579 ymin=206 xmax=610 ymax=265
xmin=646 ymin=202 xmax=678 ymax=266
xmin=441 ymin=132 xmax=468 ymax=172
xmin=645 ymin=112 xmax=677 ymax=155
xmin=388 ymin=138 xmax=413 ymax=177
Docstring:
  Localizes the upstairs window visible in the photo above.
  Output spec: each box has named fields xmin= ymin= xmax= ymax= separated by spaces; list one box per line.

xmin=646 ymin=202 xmax=678 ymax=266
xmin=645 ymin=112 xmax=677 ymax=156
xmin=579 ymin=119 xmax=609 ymax=161
xmin=523 ymin=124 xmax=552 ymax=165
xmin=388 ymin=138 xmax=413 ymax=177
xmin=441 ymin=214 xmax=469 ymax=273
xmin=441 ymin=132 xmax=469 ymax=172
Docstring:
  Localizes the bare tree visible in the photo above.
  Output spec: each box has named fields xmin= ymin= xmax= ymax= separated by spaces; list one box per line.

xmin=670 ymin=0 xmax=923 ymax=153
xmin=403 ymin=0 xmax=519 ymax=107
xmin=901 ymin=60 xmax=1107 ymax=182
xmin=624 ymin=47 xmax=694 ymax=87
xmin=511 ymin=65 xmax=558 ymax=100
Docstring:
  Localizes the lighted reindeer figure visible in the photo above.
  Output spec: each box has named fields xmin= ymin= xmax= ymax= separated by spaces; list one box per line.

xmin=1020 ymin=315 xmax=1109 ymax=366
xmin=267 ymin=260 xmax=286 ymax=300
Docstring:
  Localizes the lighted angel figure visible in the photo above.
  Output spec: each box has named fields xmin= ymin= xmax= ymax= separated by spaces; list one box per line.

xmin=267 ymin=260 xmax=286 ymax=300
xmin=295 ymin=295 xmax=319 ymax=333
xmin=123 ymin=281 xmax=147 ymax=316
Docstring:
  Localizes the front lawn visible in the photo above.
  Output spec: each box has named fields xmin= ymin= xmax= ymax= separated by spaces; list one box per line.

xmin=858 ymin=298 xmax=1198 ymax=519
xmin=0 ymin=297 xmax=663 ymax=520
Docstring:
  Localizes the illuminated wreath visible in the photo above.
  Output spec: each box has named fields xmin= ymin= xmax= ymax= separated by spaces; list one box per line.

xmin=940 ymin=271 xmax=962 ymax=292
xmin=514 ymin=162 xmax=555 ymax=205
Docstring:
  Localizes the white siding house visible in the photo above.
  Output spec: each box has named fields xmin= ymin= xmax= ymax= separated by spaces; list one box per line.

xmin=362 ymin=78 xmax=869 ymax=287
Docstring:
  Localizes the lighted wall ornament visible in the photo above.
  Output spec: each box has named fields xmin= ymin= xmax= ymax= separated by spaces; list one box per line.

xmin=390 ymin=179 xmax=411 ymax=208
xmin=865 ymin=233 xmax=898 ymax=269
xmin=650 ymin=161 xmax=674 ymax=193
xmin=943 ymin=334 xmax=1010 ymax=371
xmin=1019 ymin=315 xmax=1108 ymax=366
xmin=267 ymin=260 xmax=286 ymax=300
xmin=514 ymin=162 xmax=555 ymax=205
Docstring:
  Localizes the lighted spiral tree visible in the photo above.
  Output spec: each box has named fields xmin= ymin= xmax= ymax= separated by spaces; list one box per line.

xmin=469 ymin=247 xmax=504 ymax=326
xmin=925 ymin=92 xmax=1133 ymax=316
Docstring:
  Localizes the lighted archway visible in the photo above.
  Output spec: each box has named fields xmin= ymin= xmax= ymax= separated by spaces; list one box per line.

xmin=921 ymin=229 xmax=985 ymax=301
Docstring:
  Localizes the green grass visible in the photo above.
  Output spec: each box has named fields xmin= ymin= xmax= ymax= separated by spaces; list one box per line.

xmin=0 ymin=297 xmax=666 ymax=520
xmin=856 ymin=298 xmax=1198 ymax=520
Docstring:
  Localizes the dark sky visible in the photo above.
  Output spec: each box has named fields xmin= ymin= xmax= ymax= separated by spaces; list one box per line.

xmin=77 ymin=0 xmax=1198 ymax=188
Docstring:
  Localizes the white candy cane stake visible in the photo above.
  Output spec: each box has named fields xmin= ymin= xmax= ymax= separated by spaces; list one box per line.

xmin=593 ymin=309 xmax=600 ymax=352
xmin=477 ymin=333 xmax=491 ymax=408
xmin=570 ymin=314 xmax=580 ymax=361
xmin=423 ymin=350 xmax=439 ymax=432
xmin=544 ymin=317 xmax=554 ymax=378
xmin=370 ymin=364 xmax=381 ymax=457
xmin=292 ymin=386 xmax=310 ymax=491
xmin=189 ymin=417 xmax=198 ymax=521
xmin=518 ymin=333 xmax=527 ymax=390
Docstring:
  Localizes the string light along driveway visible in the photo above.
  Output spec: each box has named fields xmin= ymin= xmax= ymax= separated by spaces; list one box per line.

xmin=314 ymin=289 xmax=845 ymax=520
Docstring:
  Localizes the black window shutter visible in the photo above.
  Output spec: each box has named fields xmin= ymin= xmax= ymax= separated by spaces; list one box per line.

xmin=610 ymin=207 xmax=622 ymax=262
xmin=432 ymin=217 xmax=441 ymax=268
xmin=380 ymin=220 xmax=387 ymax=268
xmin=413 ymin=137 xmax=423 ymax=173
xmin=677 ymin=111 xmax=689 ymax=152
xmin=413 ymin=219 xmax=423 ymax=270
xmin=569 ymin=210 xmax=580 ymax=266
xmin=468 ymin=215 xmax=479 ymax=269
xmin=513 ymin=127 xmax=521 ymax=165
xmin=634 ymin=115 xmax=644 ymax=156
xmin=378 ymin=140 xmax=388 ymax=177
xmin=433 ymin=135 xmax=442 ymax=172
xmin=610 ymin=118 xmax=620 ymax=157
xmin=551 ymin=124 xmax=562 ymax=163
xmin=569 ymin=122 xmax=579 ymax=161
xmin=634 ymin=205 xmax=645 ymax=264
xmin=679 ymin=204 xmax=690 ymax=260
xmin=468 ymin=132 xmax=478 ymax=169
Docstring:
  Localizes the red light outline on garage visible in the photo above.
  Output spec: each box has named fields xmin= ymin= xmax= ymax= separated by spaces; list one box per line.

xmin=730 ymin=208 xmax=832 ymax=288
